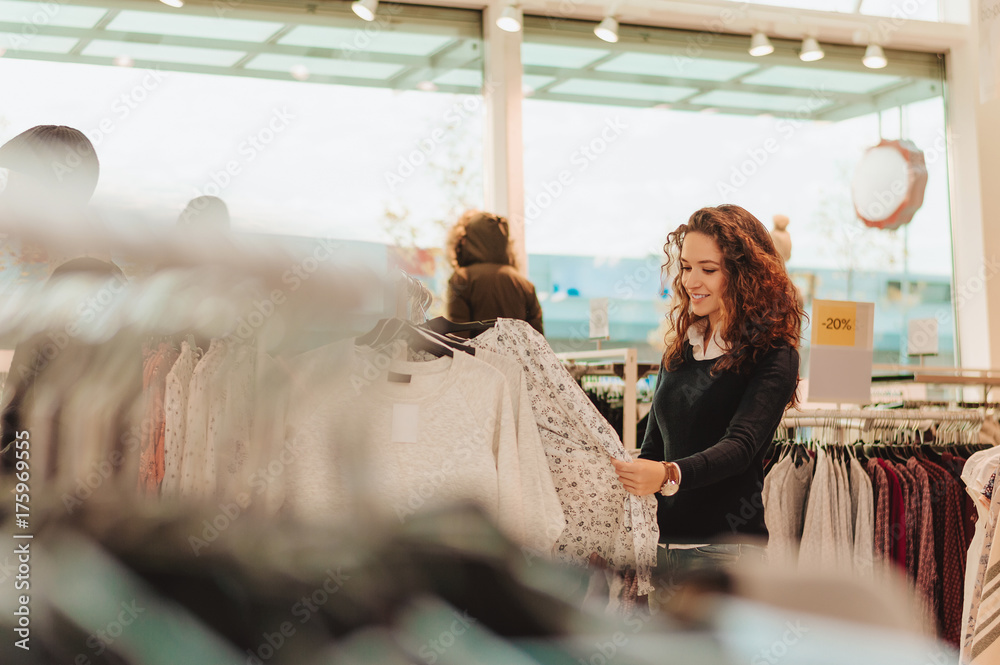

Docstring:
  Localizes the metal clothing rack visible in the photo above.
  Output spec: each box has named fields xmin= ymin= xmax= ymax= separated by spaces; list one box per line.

xmin=555 ymin=348 xmax=638 ymax=449
xmin=780 ymin=407 xmax=986 ymax=446
xmin=872 ymin=364 xmax=1000 ymax=402
xmin=783 ymin=407 xmax=986 ymax=425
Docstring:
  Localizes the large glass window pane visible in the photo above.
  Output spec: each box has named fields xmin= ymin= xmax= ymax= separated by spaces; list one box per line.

xmin=522 ymin=17 xmax=953 ymax=377
xmin=0 ymin=0 xmax=484 ymax=306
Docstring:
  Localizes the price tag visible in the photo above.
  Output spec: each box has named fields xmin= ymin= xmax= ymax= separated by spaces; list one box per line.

xmin=814 ymin=301 xmax=857 ymax=347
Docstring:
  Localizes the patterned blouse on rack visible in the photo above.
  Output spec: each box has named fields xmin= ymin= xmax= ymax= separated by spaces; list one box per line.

xmin=469 ymin=319 xmax=659 ymax=594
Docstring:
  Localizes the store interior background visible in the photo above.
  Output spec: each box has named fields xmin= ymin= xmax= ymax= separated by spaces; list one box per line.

xmin=0 ymin=0 xmax=996 ymax=390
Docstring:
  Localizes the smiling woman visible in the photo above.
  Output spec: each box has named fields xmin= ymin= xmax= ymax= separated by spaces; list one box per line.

xmin=611 ymin=204 xmax=804 ymax=584
xmin=679 ymin=230 xmax=726 ymax=332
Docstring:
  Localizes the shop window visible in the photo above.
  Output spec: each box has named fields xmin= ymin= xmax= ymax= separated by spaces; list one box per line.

xmin=0 ymin=0 xmax=484 ymax=304
xmin=521 ymin=18 xmax=953 ymax=367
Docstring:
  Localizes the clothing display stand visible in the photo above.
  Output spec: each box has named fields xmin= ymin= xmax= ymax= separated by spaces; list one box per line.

xmin=555 ymin=348 xmax=638 ymax=449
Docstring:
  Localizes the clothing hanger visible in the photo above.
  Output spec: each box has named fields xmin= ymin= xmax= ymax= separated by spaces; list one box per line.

xmin=355 ymin=318 xmax=400 ymax=348
xmin=884 ymin=417 xmax=909 ymax=463
xmin=357 ymin=319 xmax=465 ymax=359
xmin=420 ymin=316 xmax=497 ymax=337
xmin=413 ymin=326 xmax=478 ymax=356
xmin=396 ymin=321 xmax=455 ymax=358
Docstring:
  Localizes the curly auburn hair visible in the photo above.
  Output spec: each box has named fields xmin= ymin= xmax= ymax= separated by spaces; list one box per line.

xmin=663 ymin=205 xmax=804 ymax=400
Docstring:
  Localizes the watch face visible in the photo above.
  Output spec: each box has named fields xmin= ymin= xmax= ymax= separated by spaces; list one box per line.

xmin=661 ymin=480 xmax=678 ymax=497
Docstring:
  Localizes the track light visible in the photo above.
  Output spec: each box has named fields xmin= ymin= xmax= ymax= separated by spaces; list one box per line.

xmin=799 ymin=36 xmax=824 ymax=62
xmin=595 ymin=16 xmax=619 ymax=43
xmin=748 ymin=31 xmax=773 ymax=56
xmin=863 ymin=43 xmax=887 ymax=69
xmin=352 ymin=0 xmax=378 ymax=21
xmin=158 ymin=0 xmax=184 ymax=7
xmin=496 ymin=3 xmax=522 ymax=32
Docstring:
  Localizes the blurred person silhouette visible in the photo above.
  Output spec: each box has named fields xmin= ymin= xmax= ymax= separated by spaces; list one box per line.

xmin=0 ymin=125 xmax=99 ymax=218
xmin=177 ymin=195 xmax=230 ymax=229
xmin=176 ymin=196 xmax=230 ymax=353
xmin=0 ymin=124 xmax=111 ymax=269
xmin=445 ymin=210 xmax=543 ymax=334
xmin=0 ymin=125 xmax=131 ymax=473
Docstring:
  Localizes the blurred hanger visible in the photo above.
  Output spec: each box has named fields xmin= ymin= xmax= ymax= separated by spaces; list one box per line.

xmin=412 ymin=326 xmax=477 ymax=356
xmin=421 ymin=316 xmax=496 ymax=337
xmin=356 ymin=318 xmax=404 ymax=348
xmin=356 ymin=318 xmax=458 ymax=358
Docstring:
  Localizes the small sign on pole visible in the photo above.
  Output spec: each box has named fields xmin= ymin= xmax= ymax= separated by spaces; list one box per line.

xmin=589 ymin=297 xmax=610 ymax=339
xmin=907 ymin=318 xmax=939 ymax=357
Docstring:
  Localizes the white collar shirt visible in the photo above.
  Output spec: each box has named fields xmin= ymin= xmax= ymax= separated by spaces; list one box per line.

xmin=686 ymin=319 xmax=729 ymax=361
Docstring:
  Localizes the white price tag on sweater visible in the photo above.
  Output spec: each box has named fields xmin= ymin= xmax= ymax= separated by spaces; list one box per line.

xmin=392 ymin=403 xmax=420 ymax=443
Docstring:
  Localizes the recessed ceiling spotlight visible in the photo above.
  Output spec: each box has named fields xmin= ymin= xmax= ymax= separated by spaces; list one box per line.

xmin=496 ymin=2 xmax=522 ymax=33
xmin=595 ymin=16 xmax=619 ymax=43
xmin=749 ymin=32 xmax=773 ymax=57
xmin=799 ymin=36 xmax=824 ymax=62
xmin=863 ymin=43 xmax=887 ymax=69
xmin=352 ymin=0 xmax=378 ymax=22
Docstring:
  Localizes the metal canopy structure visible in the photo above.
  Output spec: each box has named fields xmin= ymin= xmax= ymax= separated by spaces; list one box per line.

xmin=0 ymin=0 xmax=943 ymax=120
xmin=0 ymin=0 xmax=485 ymax=93
xmin=522 ymin=17 xmax=943 ymax=120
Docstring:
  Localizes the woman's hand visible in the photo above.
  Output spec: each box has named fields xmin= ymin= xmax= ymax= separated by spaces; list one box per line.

xmin=610 ymin=458 xmax=667 ymax=496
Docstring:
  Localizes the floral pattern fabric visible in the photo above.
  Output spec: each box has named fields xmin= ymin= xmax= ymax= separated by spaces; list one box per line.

xmin=138 ymin=341 xmax=179 ymax=494
xmin=469 ymin=319 xmax=659 ymax=594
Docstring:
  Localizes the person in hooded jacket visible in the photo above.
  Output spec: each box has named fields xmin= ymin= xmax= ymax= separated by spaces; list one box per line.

xmin=445 ymin=210 xmax=544 ymax=334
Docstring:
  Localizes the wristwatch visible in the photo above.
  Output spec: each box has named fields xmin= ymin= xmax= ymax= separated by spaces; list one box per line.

xmin=660 ymin=462 xmax=680 ymax=496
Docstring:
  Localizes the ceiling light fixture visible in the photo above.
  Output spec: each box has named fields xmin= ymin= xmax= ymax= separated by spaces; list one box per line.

xmin=496 ymin=3 xmax=522 ymax=33
xmin=799 ymin=36 xmax=824 ymax=62
xmin=863 ymin=43 xmax=887 ymax=69
xmin=290 ymin=64 xmax=310 ymax=81
xmin=594 ymin=16 xmax=619 ymax=43
xmin=352 ymin=0 xmax=378 ymax=22
xmin=158 ymin=0 xmax=184 ymax=7
xmin=748 ymin=31 xmax=773 ymax=56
